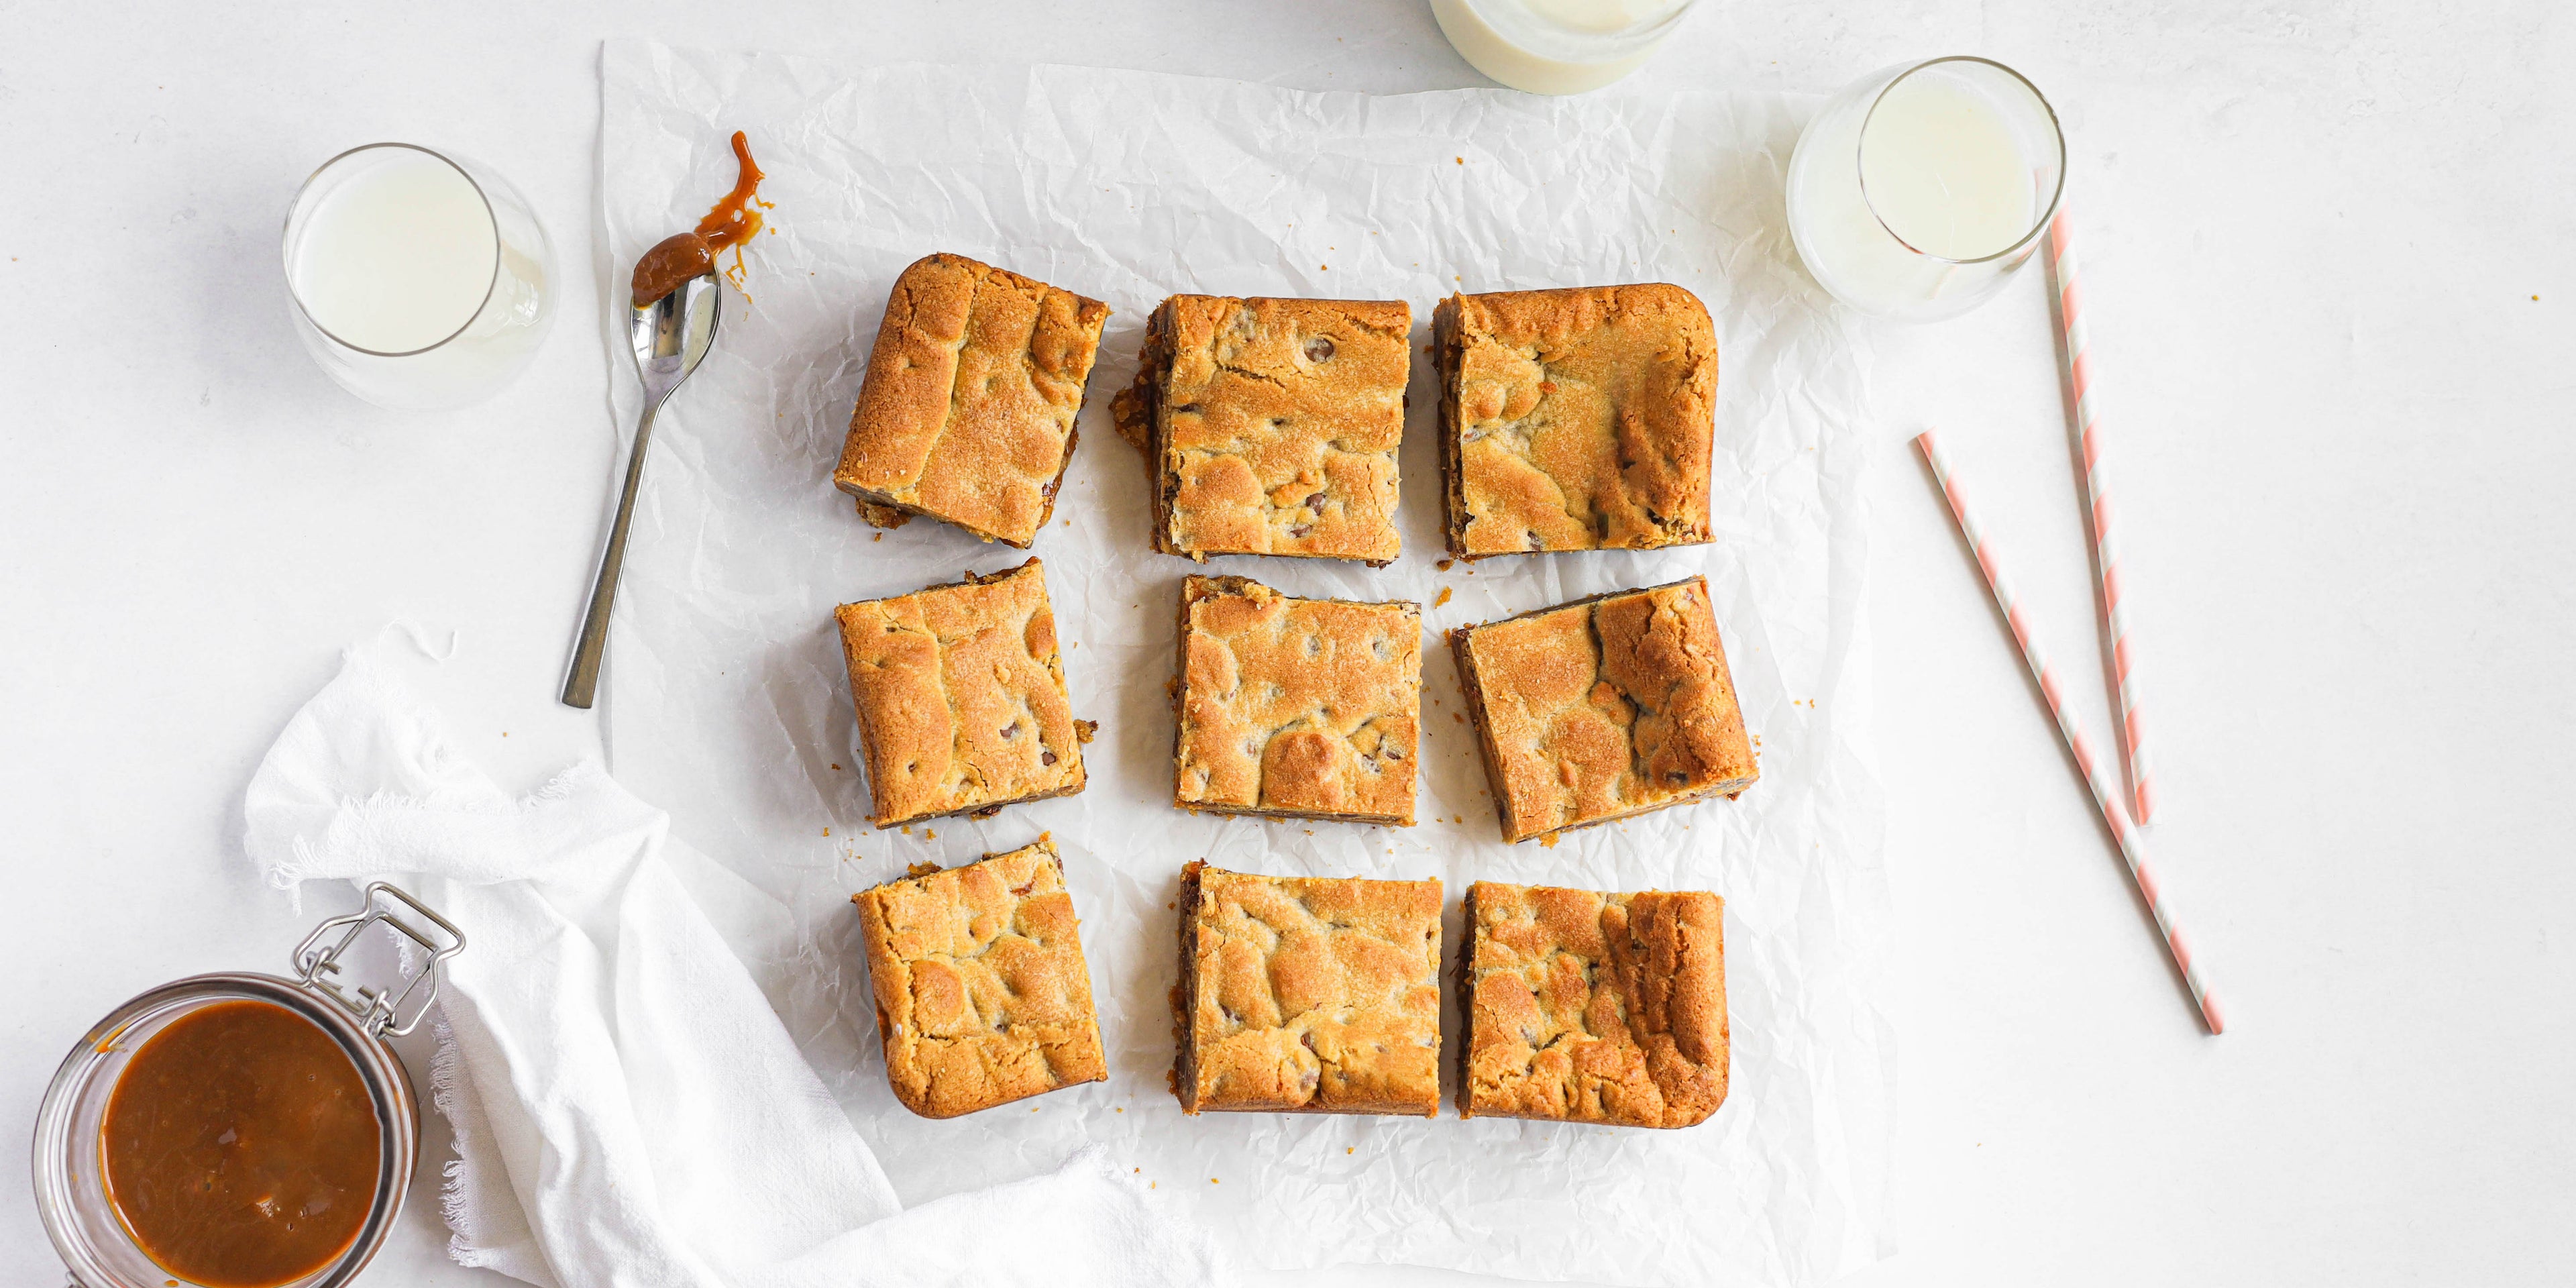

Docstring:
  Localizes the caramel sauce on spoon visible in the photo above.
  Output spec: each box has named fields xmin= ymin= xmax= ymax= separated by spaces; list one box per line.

xmin=631 ymin=130 xmax=769 ymax=307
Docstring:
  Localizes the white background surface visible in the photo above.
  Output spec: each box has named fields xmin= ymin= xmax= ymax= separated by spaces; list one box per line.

xmin=1 ymin=3 xmax=2567 ymax=1285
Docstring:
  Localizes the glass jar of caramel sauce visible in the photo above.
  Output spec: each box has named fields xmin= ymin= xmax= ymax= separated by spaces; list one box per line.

xmin=32 ymin=883 xmax=464 ymax=1288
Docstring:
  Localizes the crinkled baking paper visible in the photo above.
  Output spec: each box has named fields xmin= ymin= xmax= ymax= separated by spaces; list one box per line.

xmin=599 ymin=38 xmax=1891 ymax=1287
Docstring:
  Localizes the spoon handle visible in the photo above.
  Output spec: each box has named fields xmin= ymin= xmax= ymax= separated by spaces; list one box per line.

xmin=561 ymin=399 xmax=662 ymax=709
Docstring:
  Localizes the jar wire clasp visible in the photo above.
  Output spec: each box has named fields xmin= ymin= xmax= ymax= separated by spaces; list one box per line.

xmin=292 ymin=882 xmax=468 ymax=1038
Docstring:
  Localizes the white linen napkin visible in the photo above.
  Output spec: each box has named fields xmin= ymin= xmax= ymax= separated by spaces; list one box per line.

xmin=243 ymin=645 xmax=1228 ymax=1288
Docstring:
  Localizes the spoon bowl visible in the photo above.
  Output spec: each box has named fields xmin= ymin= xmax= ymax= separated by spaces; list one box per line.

xmin=633 ymin=273 xmax=722 ymax=398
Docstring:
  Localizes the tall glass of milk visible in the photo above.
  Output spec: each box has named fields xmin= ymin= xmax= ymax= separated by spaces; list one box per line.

xmin=282 ymin=144 xmax=556 ymax=411
xmin=1429 ymin=0 xmax=1699 ymax=95
xmin=1785 ymin=58 xmax=2065 ymax=322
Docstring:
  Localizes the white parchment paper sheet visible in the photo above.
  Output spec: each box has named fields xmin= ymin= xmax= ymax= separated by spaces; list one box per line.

xmin=598 ymin=39 xmax=1891 ymax=1287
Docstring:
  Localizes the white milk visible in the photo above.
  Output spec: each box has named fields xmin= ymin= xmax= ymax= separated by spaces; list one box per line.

xmin=1857 ymin=72 xmax=2033 ymax=261
xmin=289 ymin=149 xmax=498 ymax=354
xmin=1430 ymin=0 xmax=1690 ymax=95
xmin=1785 ymin=60 xmax=2053 ymax=321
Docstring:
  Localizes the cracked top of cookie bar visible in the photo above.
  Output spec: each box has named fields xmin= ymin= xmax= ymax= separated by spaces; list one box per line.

xmin=1460 ymin=881 xmax=1727 ymax=1128
xmin=835 ymin=559 xmax=1086 ymax=827
xmin=834 ymin=253 xmax=1110 ymax=547
xmin=1148 ymin=295 xmax=1408 ymax=563
xmin=1439 ymin=284 xmax=1715 ymax=557
xmin=1174 ymin=575 xmax=1420 ymax=825
xmin=1178 ymin=863 xmax=1442 ymax=1116
xmin=1450 ymin=576 xmax=1756 ymax=843
xmin=853 ymin=837 xmax=1107 ymax=1118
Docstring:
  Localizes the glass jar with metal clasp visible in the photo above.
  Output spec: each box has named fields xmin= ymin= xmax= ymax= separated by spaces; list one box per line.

xmin=31 ymin=882 xmax=466 ymax=1288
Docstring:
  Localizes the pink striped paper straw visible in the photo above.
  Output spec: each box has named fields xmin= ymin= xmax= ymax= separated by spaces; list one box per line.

xmin=2047 ymin=209 xmax=2155 ymax=824
xmin=1916 ymin=429 xmax=2222 ymax=1034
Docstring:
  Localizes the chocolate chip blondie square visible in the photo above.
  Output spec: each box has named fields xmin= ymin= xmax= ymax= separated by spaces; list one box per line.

xmin=1114 ymin=295 xmax=1408 ymax=564
xmin=1173 ymin=862 xmax=1442 ymax=1116
xmin=1449 ymin=575 xmax=1756 ymax=843
xmin=834 ymin=559 xmax=1091 ymax=828
xmin=853 ymin=837 xmax=1108 ymax=1118
xmin=1458 ymin=881 xmax=1727 ymax=1128
xmin=1172 ymin=575 xmax=1420 ymax=826
xmin=835 ymin=253 xmax=1110 ymax=547
xmin=1434 ymin=284 xmax=1717 ymax=559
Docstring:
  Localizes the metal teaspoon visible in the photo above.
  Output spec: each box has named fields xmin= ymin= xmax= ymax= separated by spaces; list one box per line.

xmin=560 ymin=270 xmax=721 ymax=708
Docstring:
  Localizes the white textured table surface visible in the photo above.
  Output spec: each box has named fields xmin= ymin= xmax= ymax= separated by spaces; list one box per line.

xmin=3 ymin=3 xmax=2569 ymax=1286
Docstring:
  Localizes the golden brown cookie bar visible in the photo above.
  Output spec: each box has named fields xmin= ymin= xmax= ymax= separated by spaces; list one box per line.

xmin=1449 ymin=575 xmax=1756 ymax=843
xmin=1112 ymin=295 xmax=1407 ymax=564
xmin=835 ymin=253 xmax=1110 ymax=547
xmin=1173 ymin=861 xmax=1441 ymax=1116
xmin=1457 ymin=881 xmax=1727 ymax=1128
xmin=1434 ymin=284 xmax=1716 ymax=559
xmin=835 ymin=559 xmax=1090 ymax=827
xmin=1172 ymin=575 xmax=1420 ymax=826
xmin=853 ymin=837 xmax=1108 ymax=1118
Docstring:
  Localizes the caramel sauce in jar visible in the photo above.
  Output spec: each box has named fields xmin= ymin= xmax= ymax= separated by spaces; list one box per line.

xmin=101 ymin=1000 xmax=382 ymax=1288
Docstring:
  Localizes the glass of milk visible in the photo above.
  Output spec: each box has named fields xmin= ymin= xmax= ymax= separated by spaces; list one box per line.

xmin=282 ymin=144 xmax=556 ymax=411
xmin=1429 ymin=0 xmax=1699 ymax=95
xmin=1785 ymin=57 xmax=2065 ymax=322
